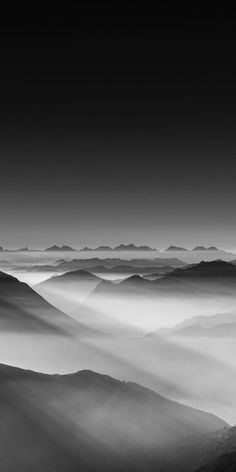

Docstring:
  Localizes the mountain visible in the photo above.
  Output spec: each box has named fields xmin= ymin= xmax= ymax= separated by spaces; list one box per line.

xmin=165 ymin=245 xmax=187 ymax=251
xmin=165 ymin=246 xmax=221 ymax=252
xmin=98 ymin=265 xmax=174 ymax=274
xmin=85 ymin=272 xmax=207 ymax=315
xmin=0 ymin=270 xmax=96 ymax=336
xmin=160 ymin=248 xmax=236 ymax=264
xmin=168 ymin=260 xmax=236 ymax=278
xmin=196 ymin=452 xmax=236 ymax=471
xmin=195 ymin=426 xmax=236 ymax=472
xmin=5 ymin=246 xmax=30 ymax=252
xmin=79 ymin=244 xmax=155 ymax=251
xmin=43 ymin=269 xmax=102 ymax=282
xmin=44 ymin=245 xmax=76 ymax=251
xmin=24 ymin=257 xmax=184 ymax=274
xmin=155 ymin=260 xmax=236 ymax=296
xmin=80 ymin=245 xmax=112 ymax=251
xmin=85 ymin=260 xmax=236 ymax=303
xmin=165 ymin=322 xmax=236 ymax=338
xmin=34 ymin=270 xmax=106 ymax=328
xmin=0 ymin=363 xmax=227 ymax=472
xmin=114 ymin=243 xmax=154 ymax=251
xmin=156 ymin=312 xmax=236 ymax=337
xmin=192 ymin=246 xmax=219 ymax=251
xmin=87 ymin=276 xmax=156 ymax=299
xmin=36 ymin=269 xmax=102 ymax=300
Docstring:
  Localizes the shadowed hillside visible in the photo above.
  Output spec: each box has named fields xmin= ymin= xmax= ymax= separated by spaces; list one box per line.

xmin=0 ymin=364 xmax=228 ymax=472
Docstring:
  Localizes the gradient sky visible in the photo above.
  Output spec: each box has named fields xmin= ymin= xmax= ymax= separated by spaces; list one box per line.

xmin=1 ymin=3 xmax=236 ymax=249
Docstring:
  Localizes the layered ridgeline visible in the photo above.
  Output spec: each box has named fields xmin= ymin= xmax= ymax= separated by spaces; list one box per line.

xmin=0 ymin=363 xmax=228 ymax=472
xmin=36 ymin=260 xmax=236 ymax=302
xmin=86 ymin=260 xmax=236 ymax=297
xmin=156 ymin=311 xmax=236 ymax=338
xmin=162 ymin=247 xmax=235 ymax=263
xmin=79 ymin=243 xmax=155 ymax=251
xmin=36 ymin=269 xmax=102 ymax=301
xmin=34 ymin=261 xmax=236 ymax=337
xmin=81 ymin=260 xmax=236 ymax=311
xmin=0 ymin=270 xmax=100 ymax=337
xmin=17 ymin=256 xmax=184 ymax=274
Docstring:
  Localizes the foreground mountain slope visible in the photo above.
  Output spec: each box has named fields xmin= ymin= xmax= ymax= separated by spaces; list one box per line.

xmin=195 ymin=426 xmax=236 ymax=471
xmin=0 ymin=364 xmax=227 ymax=472
xmin=196 ymin=453 xmax=236 ymax=472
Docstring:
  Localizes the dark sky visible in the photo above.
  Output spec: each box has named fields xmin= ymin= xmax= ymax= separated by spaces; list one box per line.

xmin=1 ymin=2 xmax=236 ymax=249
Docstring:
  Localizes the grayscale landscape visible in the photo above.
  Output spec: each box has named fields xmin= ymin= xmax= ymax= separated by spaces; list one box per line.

xmin=1 ymin=3 xmax=236 ymax=471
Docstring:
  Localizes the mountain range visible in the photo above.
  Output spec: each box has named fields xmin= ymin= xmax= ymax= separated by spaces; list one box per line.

xmin=166 ymin=245 xmax=188 ymax=251
xmin=165 ymin=246 xmax=221 ymax=252
xmin=20 ymin=257 xmax=185 ymax=274
xmin=156 ymin=311 xmax=236 ymax=338
xmin=44 ymin=245 xmax=76 ymax=251
xmin=80 ymin=243 xmax=155 ymax=251
xmin=192 ymin=246 xmax=218 ymax=251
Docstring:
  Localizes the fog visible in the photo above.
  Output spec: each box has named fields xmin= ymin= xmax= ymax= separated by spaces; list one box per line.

xmin=1 ymin=250 xmax=236 ymax=427
xmin=34 ymin=278 xmax=236 ymax=336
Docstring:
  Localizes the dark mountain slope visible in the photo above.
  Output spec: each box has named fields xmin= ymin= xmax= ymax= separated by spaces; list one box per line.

xmin=0 ymin=364 xmax=228 ymax=472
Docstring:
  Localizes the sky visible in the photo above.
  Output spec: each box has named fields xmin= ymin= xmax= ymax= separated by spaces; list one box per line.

xmin=1 ymin=3 xmax=236 ymax=249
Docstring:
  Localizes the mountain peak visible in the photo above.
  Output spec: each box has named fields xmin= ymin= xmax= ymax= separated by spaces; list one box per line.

xmin=192 ymin=246 xmax=219 ymax=251
xmin=44 ymin=245 xmax=76 ymax=251
xmin=165 ymin=245 xmax=187 ymax=251
xmin=114 ymin=243 xmax=154 ymax=251
xmin=169 ymin=259 xmax=236 ymax=277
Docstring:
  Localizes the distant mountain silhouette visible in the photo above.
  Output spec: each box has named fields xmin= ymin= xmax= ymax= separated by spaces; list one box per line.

xmin=192 ymin=246 xmax=219 ymax=251
xmin=166 ymin=322 xmax=236 ymax=338
xmin=36 ymin=269 xmax=102 ymax=293
xmin=88 ymin=273 xmax=203 ymax=300
xmin=80 ymin=243 xmax=155 ymax=251
xmin=114 ymin=243 xmax=154 ymax=251
xmin=0 ymin=270 xmax=96 ymax=336
xmin=0 ymin=363 xmax=227 ymax=472
xmin=45 ymin=269 xmax=102 ymax=282
xmin=165 ymin=245 xmax=187 ymax=251
xmin=91 ymin=264 xmax=174 ymax=274
xmin=44 ymin=245 xmax=76 ymax=251
xmin=80 ymin=245 xmax=112 ymax=251
xmin=156 ymin=312 xmax=236 ymax=337
xmin=86 ymin=260 xmax=236 ymax=302
xmin=24 ymin=257 xmax=184 ymax=274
